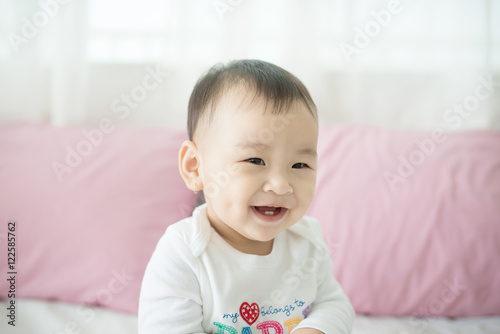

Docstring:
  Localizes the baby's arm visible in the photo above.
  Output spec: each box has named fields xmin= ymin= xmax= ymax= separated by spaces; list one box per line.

xmin=293 ymin=221 xmax=355 ymax=333
xmin=293 ymin=266 xmax=354 ymax=333
xmin=138 ymin=229 xmax=205 ymax=334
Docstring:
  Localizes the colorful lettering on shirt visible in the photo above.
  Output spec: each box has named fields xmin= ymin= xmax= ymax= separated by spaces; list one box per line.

xmin=284 ymin=318 xmax=302 ymax=332
xmin=294 ymin=299 xmax=305 ymax=307
xmin=256 ymin=321 xmax=283 ymax=334
xmin=302 ymin=302 xmax=314 ymax=317
xmin=223 ymin=312 xmax=240 ymax=323
xmin=214 ymin=316 xmax=302 ymax=334
xmin=260 ymin=304 xmax=295 ymax=317
xmin=214 ymin=322 xmax=238 ymax=334
xmin=214 ymin=299 xmax=309 ymax=333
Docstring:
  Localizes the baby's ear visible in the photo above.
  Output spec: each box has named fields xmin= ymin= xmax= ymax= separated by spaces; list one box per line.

xmin=178 ymin=140 xmax=202 ymax=193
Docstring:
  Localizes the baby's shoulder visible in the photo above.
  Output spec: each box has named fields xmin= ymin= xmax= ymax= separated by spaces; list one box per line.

xmin=157 ymin=210 xmax=211 ymax=258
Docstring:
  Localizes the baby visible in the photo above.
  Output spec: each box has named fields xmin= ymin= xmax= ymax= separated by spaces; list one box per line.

xmin=138 ymin=59 xmax=355 ymax=333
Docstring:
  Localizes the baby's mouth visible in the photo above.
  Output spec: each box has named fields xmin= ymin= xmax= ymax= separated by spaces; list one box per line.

xmin=251 ymin=206 xmax=288 ymax=222
xmin=254 ymin=206 xmax=282 ymax=215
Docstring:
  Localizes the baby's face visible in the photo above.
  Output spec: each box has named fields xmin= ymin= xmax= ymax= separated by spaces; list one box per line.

xmin=197 ymin=90 xmax=318 ymax=254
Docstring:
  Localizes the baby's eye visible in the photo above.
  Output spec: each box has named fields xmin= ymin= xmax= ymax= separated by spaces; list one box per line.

xmin=246 ymin=158 xmax=265 ymax=165
xmin=292 ymin=162 xmax=309 ymax=169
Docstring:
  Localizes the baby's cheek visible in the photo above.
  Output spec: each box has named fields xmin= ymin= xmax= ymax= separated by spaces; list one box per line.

xmin=298 ymin=177 xmax=316 ymax=198
xmin=232 ymin=173 xmax=262 ymax=194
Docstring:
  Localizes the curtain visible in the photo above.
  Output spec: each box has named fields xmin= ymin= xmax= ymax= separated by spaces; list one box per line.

xmin=1 ymin=0 xmax=498 ymax=131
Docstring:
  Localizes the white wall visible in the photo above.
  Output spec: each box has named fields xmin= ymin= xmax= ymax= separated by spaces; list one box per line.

xmin=1 ymin=0 xmax=498 ymax=131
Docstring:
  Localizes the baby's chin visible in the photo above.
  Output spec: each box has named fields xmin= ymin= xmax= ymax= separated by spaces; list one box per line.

xmin=242 ymin=230 xmax=280 ymax=247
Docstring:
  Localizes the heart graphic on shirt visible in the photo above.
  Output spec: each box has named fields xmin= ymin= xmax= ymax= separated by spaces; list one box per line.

xmin=239 ymin=302 xmax=259 ymax=326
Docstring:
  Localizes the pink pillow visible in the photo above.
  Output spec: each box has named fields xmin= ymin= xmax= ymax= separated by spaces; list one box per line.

xmin=308 ymin=124 xmax=500 ymax=317
xmin=2 ymin=122 xmax=499 ymax=318
xmin=0 ymin=122 xmax=196 ymax=314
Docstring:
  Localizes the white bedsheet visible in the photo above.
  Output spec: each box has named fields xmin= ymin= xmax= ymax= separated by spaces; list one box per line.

xmin=1 ymin=299 xmax=499 ymax=334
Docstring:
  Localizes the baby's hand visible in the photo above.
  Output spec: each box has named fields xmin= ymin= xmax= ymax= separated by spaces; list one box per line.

xmin=292 ymin=328 xmax=324 ymax=334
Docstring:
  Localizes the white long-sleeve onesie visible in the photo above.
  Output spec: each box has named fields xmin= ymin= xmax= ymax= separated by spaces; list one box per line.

xmin=138 ymin=204 xmax=354 ymax=334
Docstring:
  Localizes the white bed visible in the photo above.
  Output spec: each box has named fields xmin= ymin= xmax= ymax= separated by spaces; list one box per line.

xmin=2 ymin=299 xmax=500 ymax=334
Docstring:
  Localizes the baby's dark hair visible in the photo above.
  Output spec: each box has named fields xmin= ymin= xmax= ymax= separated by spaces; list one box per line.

xmin=187 ymin=59 xmax=317 ymax=141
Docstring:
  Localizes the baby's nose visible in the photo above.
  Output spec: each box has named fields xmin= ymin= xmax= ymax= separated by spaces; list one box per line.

xmin=263 ymin=171 xmax=293 ymax=195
